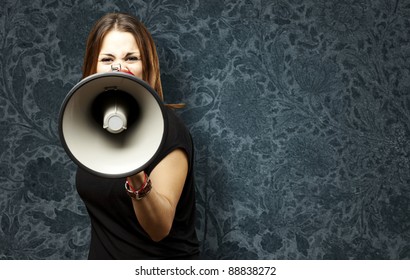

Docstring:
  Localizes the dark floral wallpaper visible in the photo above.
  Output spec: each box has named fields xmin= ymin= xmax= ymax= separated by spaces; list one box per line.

xmin=0 ymin=0 xmax=409 ymax=260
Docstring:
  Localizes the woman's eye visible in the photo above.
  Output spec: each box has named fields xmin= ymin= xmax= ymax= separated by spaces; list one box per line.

xmin=126 ymin=56 xmax=140 ymax=62
xmin=100 ymin=57 xmax=113 ymax=63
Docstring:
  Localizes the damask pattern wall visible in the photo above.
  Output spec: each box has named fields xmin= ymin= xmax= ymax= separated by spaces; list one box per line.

xmin=0 ymin=0 xmax=409 ymax=259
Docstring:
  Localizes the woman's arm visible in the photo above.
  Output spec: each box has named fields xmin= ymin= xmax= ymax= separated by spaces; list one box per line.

xmin=126 ymin=148 xmax=188 ymax=242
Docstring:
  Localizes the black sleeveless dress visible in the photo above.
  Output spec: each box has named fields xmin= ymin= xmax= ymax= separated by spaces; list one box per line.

xmin=76 ymin=107 xmax=200 ymax=259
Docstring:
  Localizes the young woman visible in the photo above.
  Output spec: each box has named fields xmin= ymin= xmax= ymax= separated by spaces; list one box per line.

xmin=76 ymin=12 xmax=199 ymax=259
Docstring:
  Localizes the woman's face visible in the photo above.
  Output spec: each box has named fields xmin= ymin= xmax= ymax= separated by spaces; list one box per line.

xmin=96 ymin=30 xmax=143 ymax=79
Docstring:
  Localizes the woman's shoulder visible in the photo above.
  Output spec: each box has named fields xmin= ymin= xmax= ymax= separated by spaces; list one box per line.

xmin=164 ymin=107 xmax=192 ymax=145
xmin=145 ymin=107 xmax=193 ymax=174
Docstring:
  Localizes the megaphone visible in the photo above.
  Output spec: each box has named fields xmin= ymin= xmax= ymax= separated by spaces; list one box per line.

xmin=58 ymin=72 xmax=167 ymax=178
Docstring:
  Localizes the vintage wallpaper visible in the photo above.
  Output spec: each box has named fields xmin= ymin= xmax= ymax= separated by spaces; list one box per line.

xmin=0 ymin=0 xmax=409 ymax=259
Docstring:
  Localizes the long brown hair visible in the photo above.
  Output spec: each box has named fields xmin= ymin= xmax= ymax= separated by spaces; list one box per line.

xmin=82 ymin=12 xmax=183 ymax=108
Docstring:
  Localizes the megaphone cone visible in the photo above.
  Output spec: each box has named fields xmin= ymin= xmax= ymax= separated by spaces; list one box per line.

xmin=58 ymin=72 xmax=167 ymax=178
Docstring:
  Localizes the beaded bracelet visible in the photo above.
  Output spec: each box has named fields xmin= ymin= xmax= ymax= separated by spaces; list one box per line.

xmin=125 ymin=173 xmax=152 ymax=200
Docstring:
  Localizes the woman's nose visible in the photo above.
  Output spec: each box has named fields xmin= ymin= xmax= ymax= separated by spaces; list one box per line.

xmin=111 ymin=63 xmax=121 ymax=72
xmin=110 ymin=63 xmax=133 ymax=76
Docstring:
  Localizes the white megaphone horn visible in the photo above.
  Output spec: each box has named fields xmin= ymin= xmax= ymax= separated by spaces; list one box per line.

xmin=58 ymin=71 xmax=167 ymax=178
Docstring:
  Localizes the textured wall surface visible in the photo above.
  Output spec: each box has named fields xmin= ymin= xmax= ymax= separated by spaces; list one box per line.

xmin=0 ymin=0 xmax=409 ymax=259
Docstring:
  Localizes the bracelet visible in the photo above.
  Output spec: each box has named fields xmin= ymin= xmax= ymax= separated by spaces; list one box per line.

xmin=125 ymin=173 xmax=152 ymax=200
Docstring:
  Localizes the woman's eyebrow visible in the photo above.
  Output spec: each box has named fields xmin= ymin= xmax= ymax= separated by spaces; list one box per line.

xmin=125 ymin=51 xmax=140 ymax=56
xmin=99 ymin=52 xmax=140 ymax=57
xmin=99 ymin=53 xmax=115 ymax=57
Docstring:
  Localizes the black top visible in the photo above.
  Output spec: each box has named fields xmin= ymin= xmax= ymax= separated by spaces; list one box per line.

xmin=76 ymin=107 xmax=199 ymax=259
